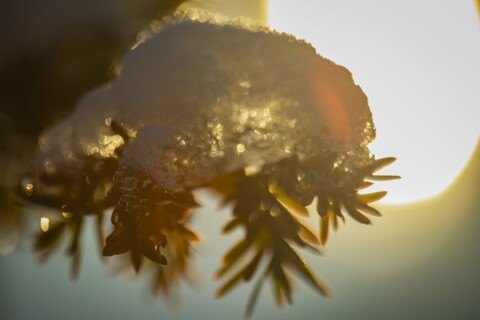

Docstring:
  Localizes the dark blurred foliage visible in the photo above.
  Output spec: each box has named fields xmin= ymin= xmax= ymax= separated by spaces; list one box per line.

xmin=0 ymin=0 xmax=188 ymax=249
xmin=0 ymin=0 xmax=186 ymax=136
xmin=0 ymin=0 xmax=187 ymax=296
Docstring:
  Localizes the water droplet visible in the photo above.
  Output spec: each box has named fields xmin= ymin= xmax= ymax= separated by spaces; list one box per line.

xmin=61 ymin=205 xmax=73 ymax=219
xmin=270 ymin=206 xmax=281 ymax=217
xmin=24 ymin=183 xmax=34 ymax=197
xmin=236 ymin=144 xmax=246 ymax=153
xmin=260 ymin=201 xmax=270 ymax=211
xmin=40 ymin=216 xmax=50 ymax=232
xmin=239 ymin=80 xmax=251 ymax=89
xmin=44 ymin=160 xmax=56 ymax=175
xmin=244 ymin=165 xmax=261 ymax=176
xmin=268 ymin=180 xmax=277 ymax=194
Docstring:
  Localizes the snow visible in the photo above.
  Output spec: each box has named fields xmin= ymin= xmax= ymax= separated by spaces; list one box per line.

xmin=33 ymin=10 xmax=375 ymax=193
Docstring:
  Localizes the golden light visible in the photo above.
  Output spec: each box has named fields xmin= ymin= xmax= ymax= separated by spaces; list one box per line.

xmin=268 ymin=0 xmax=480 ymax=203
xmin=40 ymin=216 xmax=51 ymax=232
xmin=24 ymin=182 xmax=33 ymax=196
xmin=61 ymin=210 xmax=73 ymax=219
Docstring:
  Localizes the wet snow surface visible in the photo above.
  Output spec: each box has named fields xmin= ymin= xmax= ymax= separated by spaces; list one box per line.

xmin=33 ymin=11 xmax=376 ymax=193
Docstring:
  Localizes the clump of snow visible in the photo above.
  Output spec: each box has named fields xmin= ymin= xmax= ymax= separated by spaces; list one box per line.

xmin=33 ymin=10 xmax=375 ymax=193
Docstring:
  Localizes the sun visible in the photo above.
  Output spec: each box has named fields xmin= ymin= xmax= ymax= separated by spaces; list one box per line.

xmin=268 ymin=0 xmax=480 ymax=204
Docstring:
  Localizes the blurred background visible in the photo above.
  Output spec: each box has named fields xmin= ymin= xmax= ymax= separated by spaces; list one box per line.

xmin=1 ymin=0 xmax=479 ymax=319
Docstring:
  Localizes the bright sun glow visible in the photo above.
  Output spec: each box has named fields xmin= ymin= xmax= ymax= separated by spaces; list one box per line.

xmin=268 ymin=0 xmax=480 ymax=204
